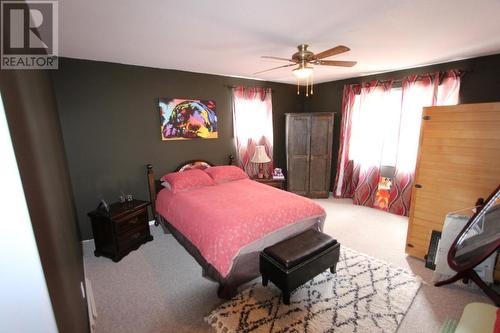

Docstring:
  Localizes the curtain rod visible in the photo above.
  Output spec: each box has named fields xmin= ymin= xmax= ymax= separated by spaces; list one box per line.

xmin=225 ymin=85 xmax=275 ymax=92
xmin=358 ymin=69 xmax=469 ymax=85
xmin=226 ymin=69 xmax=470 ymax=90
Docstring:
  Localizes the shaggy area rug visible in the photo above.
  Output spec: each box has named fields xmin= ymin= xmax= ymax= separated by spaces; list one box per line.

xmin=206 ymin=247 xmax=421 ymax=333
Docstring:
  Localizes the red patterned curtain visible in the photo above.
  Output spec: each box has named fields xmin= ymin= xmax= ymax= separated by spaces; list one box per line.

xmin=232 ymin=86 xmax=273 ymax=178
xmin=388 ymin=71 xmax=461 ymax=215
xmin=333 ymin=84 xmax=361 ymax=198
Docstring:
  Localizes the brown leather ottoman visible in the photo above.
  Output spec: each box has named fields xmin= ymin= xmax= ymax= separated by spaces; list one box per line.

xmin=260 ymin=229 xmax=340 ymax=305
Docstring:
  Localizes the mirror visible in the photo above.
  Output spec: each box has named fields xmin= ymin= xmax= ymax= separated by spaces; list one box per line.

xmin=435 ymin=185 xmax=500 ymax=306
xmin=451 ymin=186 xmax=500 ymax=270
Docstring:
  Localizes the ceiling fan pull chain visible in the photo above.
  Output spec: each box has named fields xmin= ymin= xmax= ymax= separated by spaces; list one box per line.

xmin=311 ymin=72 xmax=314 ymax=96
xmin=306 ymin=76 xmax=309 ymax=97
xmin=297 ymin=78 xmax=300 ymax=95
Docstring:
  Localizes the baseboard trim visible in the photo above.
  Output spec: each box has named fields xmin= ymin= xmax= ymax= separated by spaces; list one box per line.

xmin=85 ymin=277 xmax=97 ymax=332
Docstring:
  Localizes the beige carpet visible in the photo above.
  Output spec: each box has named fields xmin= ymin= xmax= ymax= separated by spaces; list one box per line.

xmin=82 ymin=198 xmax=490 ymax=333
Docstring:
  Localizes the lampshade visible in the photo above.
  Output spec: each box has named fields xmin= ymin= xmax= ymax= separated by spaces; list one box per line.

xmin=292 ymin=65 xmax=313 ymax=79
xmin=251 ymin=145 xmax=271 ymax=163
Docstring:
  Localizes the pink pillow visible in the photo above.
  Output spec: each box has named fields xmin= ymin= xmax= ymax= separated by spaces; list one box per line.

xmin=160 ymin=169 xmax=215 ymax=193
xmin=205 ymin=165 xmax=249 ymax=183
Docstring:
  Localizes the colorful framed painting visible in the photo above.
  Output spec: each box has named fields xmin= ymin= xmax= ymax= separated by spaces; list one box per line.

xmin=158 ymin=98 xmax=218 ymax=140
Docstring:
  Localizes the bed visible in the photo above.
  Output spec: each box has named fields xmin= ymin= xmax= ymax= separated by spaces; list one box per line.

xmin=146 ymin=157 xmax=326 ymax=298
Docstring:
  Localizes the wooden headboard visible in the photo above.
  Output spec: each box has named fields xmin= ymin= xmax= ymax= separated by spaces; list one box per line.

xmin=146 ymin=155 xmax=234 ymax=224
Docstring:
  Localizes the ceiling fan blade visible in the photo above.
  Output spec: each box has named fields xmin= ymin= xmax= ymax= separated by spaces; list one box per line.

xmin=314 ymin=45 xmax=350 ymax=59
xmin=253 ymin=63 xmax=296 ymax=75
xmin=314 ymin=60 xmax=357 ymax=67
xmin=261 ymin=56 xmax=296 ymax=63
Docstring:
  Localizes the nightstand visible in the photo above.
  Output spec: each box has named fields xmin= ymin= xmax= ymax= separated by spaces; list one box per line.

xmin=252 ymin=177 xmax=286 ymax=190
xmin=88 ymin=199 xmax=153 ymax=262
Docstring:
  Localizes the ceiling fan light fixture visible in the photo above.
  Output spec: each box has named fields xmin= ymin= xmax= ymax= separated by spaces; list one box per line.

xmin=292 ymin=65 xmax=313 ymax=79
xmin=259 ymin=44 xmax=355 ymax=97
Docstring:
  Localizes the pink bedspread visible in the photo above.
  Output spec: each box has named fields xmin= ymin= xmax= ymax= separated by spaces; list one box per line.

xmin=156 ymin=179 xmax=325 ymax=277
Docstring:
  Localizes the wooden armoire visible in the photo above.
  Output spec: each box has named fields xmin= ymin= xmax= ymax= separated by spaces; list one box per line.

xmin=406 ymin=102 xmax=500 ymax=260
xmin=285 ymin=112 xmax=334 ymax=198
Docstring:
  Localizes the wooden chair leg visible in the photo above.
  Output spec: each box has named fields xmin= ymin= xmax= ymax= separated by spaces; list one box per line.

xmin=469 ymin=270 xmax=500 ymax=307
xmin=435 ymin=269 xmax=500 ymax=307
xmin=434 ymin=272 xmax=464 ymax=287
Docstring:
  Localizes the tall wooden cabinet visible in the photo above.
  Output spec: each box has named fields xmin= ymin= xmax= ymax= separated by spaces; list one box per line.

xmin=406 ymin=102 xmax=500 ymax=259
xmin=286 ymin=112 xmax=334 ymax=198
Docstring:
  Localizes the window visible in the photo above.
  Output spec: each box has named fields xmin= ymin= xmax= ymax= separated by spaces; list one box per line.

xmin=348 ymin=88 xmax=402 ymax=169
xmin=232 ymin=87 xmax=273 ymax=177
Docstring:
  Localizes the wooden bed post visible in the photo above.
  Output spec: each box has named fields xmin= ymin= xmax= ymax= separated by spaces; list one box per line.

xmin=146 ymin=164 xmax=158 ymax=226
xmin=228 ymin=154 xmax=234 ymax=166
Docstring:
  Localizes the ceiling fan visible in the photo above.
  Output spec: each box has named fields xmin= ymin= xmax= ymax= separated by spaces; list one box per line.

xmin=255 ymin=44 xmax=357 ymax=96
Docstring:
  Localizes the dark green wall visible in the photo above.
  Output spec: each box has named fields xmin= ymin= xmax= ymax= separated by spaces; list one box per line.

xmin=52 ymin=58 xmax=303 ymax=240
xmin=304 ymin=53 xmax=500 ymax=188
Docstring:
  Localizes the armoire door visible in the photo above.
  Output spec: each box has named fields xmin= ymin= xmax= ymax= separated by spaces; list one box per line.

xmin=406 ymin=102 xmax=500 ymax=259
xmin=286 ymin=114 xmax=311 ymax=195
xmin=309 ymin=113 xmax=334 ymax=198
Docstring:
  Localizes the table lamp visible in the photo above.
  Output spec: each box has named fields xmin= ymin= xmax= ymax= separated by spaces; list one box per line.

xmin=251 ymin=145 xmax=271 ymax=179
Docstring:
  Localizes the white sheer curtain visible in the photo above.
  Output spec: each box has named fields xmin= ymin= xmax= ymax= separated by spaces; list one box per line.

xmin=349 ymin=87 xmax=402 ymax=171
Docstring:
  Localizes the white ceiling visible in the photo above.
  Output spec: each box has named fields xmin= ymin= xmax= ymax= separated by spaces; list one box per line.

xmin=59 ymin=0 xmax=500 ymax=84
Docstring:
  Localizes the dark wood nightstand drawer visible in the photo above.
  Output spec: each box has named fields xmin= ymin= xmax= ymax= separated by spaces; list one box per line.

xmin=252 ymin=178 xmax=286 ymax=190
xmin=117 ymin=223 xmax=149 ymax=251
xmin=115 ymin=209 xmax=148 ymax=235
